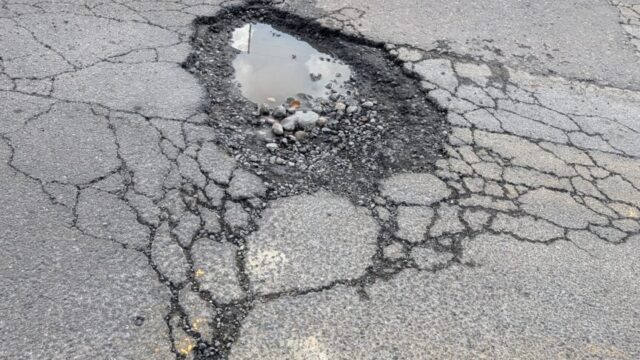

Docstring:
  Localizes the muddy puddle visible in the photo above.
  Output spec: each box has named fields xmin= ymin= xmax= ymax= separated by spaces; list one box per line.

xmin=231 ymin=22 xmax=351 ymax=104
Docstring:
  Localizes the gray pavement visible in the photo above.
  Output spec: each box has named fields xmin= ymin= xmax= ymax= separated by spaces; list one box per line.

xmin=283 ymin=0 xmax=640 ymax=90
xmin=1 ymin=0 xmax=639 ymax=359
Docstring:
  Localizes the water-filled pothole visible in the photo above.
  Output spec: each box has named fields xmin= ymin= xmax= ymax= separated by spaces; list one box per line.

xmin=184 ymin=5 xmax=450 ymax=359
xmin=189 ymin=6 xmax=447 ymax=204
xmin=230 ymin=22 xmax=351 ymax=104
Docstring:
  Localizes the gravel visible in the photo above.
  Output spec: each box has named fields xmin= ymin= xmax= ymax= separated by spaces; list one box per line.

xmin=281 ymin=115 xmax=297 ymax=131
xmin=271 ymin=122 xmax=284 ymax=135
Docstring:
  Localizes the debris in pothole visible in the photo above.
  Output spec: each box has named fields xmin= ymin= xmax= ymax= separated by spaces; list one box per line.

xmin=189 ymin=6 xmax=447 ymax=203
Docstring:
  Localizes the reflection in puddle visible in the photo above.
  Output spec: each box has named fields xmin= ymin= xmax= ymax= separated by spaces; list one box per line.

xmin=231 ymin=23 xmax=352 ymax=105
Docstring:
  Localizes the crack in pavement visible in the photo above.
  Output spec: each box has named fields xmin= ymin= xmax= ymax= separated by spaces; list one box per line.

xmin=0 ymin=0 xmax=639 ymax=359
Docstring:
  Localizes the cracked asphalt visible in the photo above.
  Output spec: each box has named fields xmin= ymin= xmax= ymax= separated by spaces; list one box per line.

xmin=1 ymin=0 xmax=639 ymax=359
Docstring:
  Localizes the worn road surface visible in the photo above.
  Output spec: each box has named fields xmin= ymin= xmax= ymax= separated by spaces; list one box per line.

xmin=1 ymin=0 xmax=639 ymax=359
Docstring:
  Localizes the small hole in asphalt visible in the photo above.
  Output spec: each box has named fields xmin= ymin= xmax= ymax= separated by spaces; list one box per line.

xmin=133 ymin=316 xmax=145 ymax=326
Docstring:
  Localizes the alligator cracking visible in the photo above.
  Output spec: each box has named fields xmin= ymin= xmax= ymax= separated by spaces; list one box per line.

xmin=180 ymin=3 xmax=450 ymax=359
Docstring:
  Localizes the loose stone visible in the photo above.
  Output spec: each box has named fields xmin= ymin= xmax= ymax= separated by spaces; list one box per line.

xmin=258 ymin=103 xmax=271 ymax=115
xmin=281 ymin=115 xmax=297 ymax=131
xmin=346 ymin=105 xmax=359 ymax=114
xmin=296 ymin=110 xmax=319 ymax=130
xmin=272 ymin=105 xmax=287 ymax=119
xmin=294 ymin=131 xmax=308 ymax=140
xmin=316 ymin=116 xmax=328 ymax=127
xmin=272 ymin=122 xmax=284 ymax=135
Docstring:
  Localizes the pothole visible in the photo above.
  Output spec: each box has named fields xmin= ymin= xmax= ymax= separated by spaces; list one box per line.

xmin=188 ymin=5 xmax=448 ymax=205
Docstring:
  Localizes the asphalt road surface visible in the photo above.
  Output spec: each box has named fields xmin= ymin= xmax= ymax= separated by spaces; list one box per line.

xmin=1 ymin=0 xmax=639 ymax=359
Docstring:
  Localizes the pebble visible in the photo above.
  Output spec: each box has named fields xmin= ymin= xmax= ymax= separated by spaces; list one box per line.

xmin=316 ymin=116 xmax=328 ymax=127
xmin=296 ymin=111 xmax=320 ymax=130
xmin=294 ymin=131 xmax=307 ymax=140
xmin=272 ymin=105 xmax=287 ymax=119
xmin=346 ymin=105 xmax=359 ymax=114
xmin=335 ymin=102 xmax=346 ymax=111
xmin=272 ymin=122 xmax=284 ymax=135
xmin=281 ymin=115 xmax=298 ymax=131
xmin=362 ymin=100 xmax=374 ymax=108
xmin=258 ymin=103 xmax=271 ymax=115
xmin=266 ymin=143 xmax=278 ymax=150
